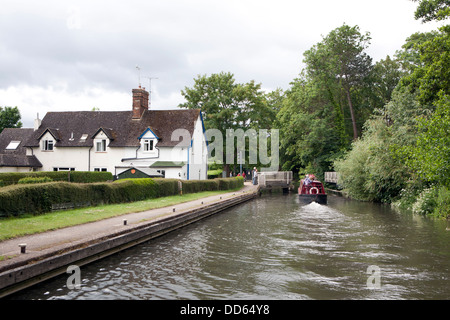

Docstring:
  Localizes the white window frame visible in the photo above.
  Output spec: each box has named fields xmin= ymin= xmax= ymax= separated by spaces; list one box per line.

xmin=143 ymin=139 xmax=154 ymax=152
xmin=42 ymin=139 xmax=54 ymax=151
xmin=96 ymin=139 xmax=107 ymax=152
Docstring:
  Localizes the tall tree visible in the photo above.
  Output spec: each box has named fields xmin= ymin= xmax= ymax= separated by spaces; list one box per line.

xmin=370 ymin=55 xmax=405 ymax=106
xmin=304 ymin=24 xmax=373 ymax=140
xmin=179 ymin=72 xmax=275 ymax=173
xmin=276 ymin=75 xmax=344 ymax=177
xmin=0 ymin=106 xmax=22 ymax=133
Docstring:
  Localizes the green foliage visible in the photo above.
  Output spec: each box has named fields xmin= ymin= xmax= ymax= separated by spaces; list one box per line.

xmin=0 ymin=171 xmax=112 ymax=186
xmin=0 ymin=177 xmax=244 ymax=217
xmin=412 ymin=186 xmax=439 ymax=215
xmin=412 ymin=0 xmax=450 ymax=22
xmin=179 ymin=72 xmax=279 ymax=173
xmin=400 ymin=95 xmax=450 ymax=188
xmin=400 ymin=25 xmax=450 ymax=105
xmin=152 ymin=178 xmax=179 ymax=197
xmin=303 ymin=24 xmax=373 ymax=141
xmin=333 ymin=89 xmax=423 ymax=203
xmin=0 ymin=106 xmax=22 ymax=133
xmin=433 ymin=186 xmax=450 ymax=218
xmin=18 ymin=177 xmax=53 ymax=184
xmin=179 ymin=72 xmax=276 ymax=132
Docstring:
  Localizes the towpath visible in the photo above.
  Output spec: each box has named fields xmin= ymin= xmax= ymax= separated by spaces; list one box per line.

xmin=0 ymin=182 xmax=259 ymax=274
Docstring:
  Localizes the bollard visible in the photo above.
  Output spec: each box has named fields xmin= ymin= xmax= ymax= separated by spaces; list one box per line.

xmin=19 ymin=244 xmax=26 ymax=254
xmin=123 ymin=219 xmax=127 ymax=226
xmin=173 ymin=208 xmax=176 ymax=212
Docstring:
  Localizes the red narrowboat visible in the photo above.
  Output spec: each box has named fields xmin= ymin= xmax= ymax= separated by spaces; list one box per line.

xmin=298 ymin=175 xmax=327 ymax=205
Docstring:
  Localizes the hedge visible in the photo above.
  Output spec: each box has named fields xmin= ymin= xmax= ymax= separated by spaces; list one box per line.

xmin=0 ymin=171 xmax=113 ymax=186
xmin=0 ymin=177 xmax=244 ymax=218
xmin=18 ymin=177 xmax=53 ymax=184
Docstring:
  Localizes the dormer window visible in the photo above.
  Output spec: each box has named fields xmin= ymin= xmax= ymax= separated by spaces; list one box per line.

xmin=143 ymin=139 xmax=154 ymax=152
xmin=42 ymin=140 xmax=54 ymax=151
xmin=138 ymin=128 xmax=159 ymax=154
xmin=96 ymin=139 xmax=107 ymax=152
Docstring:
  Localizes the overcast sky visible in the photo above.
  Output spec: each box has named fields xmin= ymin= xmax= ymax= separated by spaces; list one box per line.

xmin=0 ymin=0 xmax=443 ymax=127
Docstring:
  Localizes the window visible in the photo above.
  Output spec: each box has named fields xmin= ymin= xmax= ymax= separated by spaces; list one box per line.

xmin=53 ymin=167 xmax=75 ymax=171
xmin=157 ymin=169 xmax=166 ymax=178
xmin=143 ymin=139 xmax=154 ymax=152
xmin=6 ymin=141 xmax=20 ymax=150
xmin=96 ymin=139 xmax=107 ymax=152
xmin=42 ymin=140 xmax=54 ymax=151
xmin=94 ymin=168 xmax=108 ymax=172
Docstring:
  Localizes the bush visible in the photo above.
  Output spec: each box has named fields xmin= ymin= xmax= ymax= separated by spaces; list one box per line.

xmin=181 ymin=179 xmax=220 ymax=193
xmin=18 ymin=177 xmax=53 ymax=184
xmin=433 ymin=186 xmax=450 ymax=219
xmin=0 ymin=177 xmax=245 ymax=218
xmin=152 ymin=179 xmax=179 ymax=197
xmin=0 ymin=171 xmax=112 ymax=186
xmin=412 ymin=187 xmax=438 ymax=215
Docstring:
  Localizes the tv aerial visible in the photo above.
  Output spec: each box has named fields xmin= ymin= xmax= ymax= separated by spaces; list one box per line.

xmin=144 ymin=76 xmax=158 ymax=107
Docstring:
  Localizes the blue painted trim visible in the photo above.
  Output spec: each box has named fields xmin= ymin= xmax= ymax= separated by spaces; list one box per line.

xmin=138 ymin=127 xmax=160 ymax=140
xmin=187 ymin=146 xmax=190 ymax=180
xmin=199 ymin=111 xmax=208 ymax=147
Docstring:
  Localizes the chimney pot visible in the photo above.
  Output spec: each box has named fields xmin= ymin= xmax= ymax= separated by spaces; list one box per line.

xmin=132 ymin=88 xmax=149 ymax=119
xmin=34 ymin=113 xmax=41 ymax=131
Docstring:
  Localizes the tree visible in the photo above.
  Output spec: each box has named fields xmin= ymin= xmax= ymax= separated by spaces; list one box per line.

xmin=400 ymin=25 xmax=450 ymax=105
xmin=370 ymin=55 xmax=405 ymax=106
xmin=334 ymin=88 xmax=426 ymax=203
xmin=304 ymin=24 xmax=373 ymax=140
xmin=179 ymin=72 xmax=276 ymax=174
xmin=412 ymin=0 xmax=450 ymax=22
xmin=395 ymin=31 xmax=438 ymax=73
xmin=402 ymin=94 xmax=450 ymax=188
xmin=276 ymin=76 xmax=344 ymax=178
xmin=0 ymin=106 xmax=22 ymax=133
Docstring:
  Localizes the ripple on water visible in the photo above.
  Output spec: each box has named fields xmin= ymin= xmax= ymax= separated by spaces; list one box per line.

xmin=9 ymin=194 xmax=450 ymax=300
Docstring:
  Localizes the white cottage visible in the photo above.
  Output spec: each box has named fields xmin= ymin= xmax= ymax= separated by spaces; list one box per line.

xmin=0 ymin=87 xmax=208 ymax=179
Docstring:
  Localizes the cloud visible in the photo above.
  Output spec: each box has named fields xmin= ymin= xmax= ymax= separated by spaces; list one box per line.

xmin=0 ymin=0 xmax=444 ymax=128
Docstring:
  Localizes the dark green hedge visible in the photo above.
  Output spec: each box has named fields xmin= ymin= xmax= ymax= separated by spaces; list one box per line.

xmin=0 ymin=177 xmax=244 ymax=218
xmin=0 ymin=171 xmax=113 ymax=186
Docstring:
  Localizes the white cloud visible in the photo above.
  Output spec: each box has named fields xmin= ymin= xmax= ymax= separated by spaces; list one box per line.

xmin=0 ymin=0 xmax=445 ymax=129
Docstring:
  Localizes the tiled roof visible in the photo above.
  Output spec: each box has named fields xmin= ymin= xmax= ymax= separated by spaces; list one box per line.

xmin=0 ymin=154 xmax=42 ymax=168
xmin=0 ymin=128 xmax=35 ymax=154
xmin=0 ymin=128 xmax=42 ymax=167
xmin=24 ymin=109 xmax=201 ymax=148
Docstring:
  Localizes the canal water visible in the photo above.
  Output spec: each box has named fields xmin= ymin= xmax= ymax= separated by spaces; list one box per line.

xmin=9 ymin=193 xmax=450 ymax=300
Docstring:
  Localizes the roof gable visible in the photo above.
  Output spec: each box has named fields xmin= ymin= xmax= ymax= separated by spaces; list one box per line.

xmin=37 ymin=128 xmax=61 ymax=141
xmin=92 ymin=127 xmax=116 ymax=140
xmin=138 ymin=127 xmax=160 ymax=140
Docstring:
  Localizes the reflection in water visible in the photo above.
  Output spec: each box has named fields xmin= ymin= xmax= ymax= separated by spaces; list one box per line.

xmin=10 ymin=194 xmax=450 ymax=300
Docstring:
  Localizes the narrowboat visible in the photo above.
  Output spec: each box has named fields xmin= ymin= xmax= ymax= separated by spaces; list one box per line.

xmin=298 ymin=176 xmax=327 ymax=205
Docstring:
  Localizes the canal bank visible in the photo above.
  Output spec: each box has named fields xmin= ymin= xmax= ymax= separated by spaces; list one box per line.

xmin=0 ymin=182 xmax=260 ymax=298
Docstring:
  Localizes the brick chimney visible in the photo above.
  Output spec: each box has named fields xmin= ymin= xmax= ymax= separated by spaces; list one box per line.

xmin=132 ymin=86 xmax=149 ymax=119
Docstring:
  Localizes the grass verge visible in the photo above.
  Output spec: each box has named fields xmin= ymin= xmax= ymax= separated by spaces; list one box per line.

xmin=0 ymin=187 xmax=243 ymax=241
